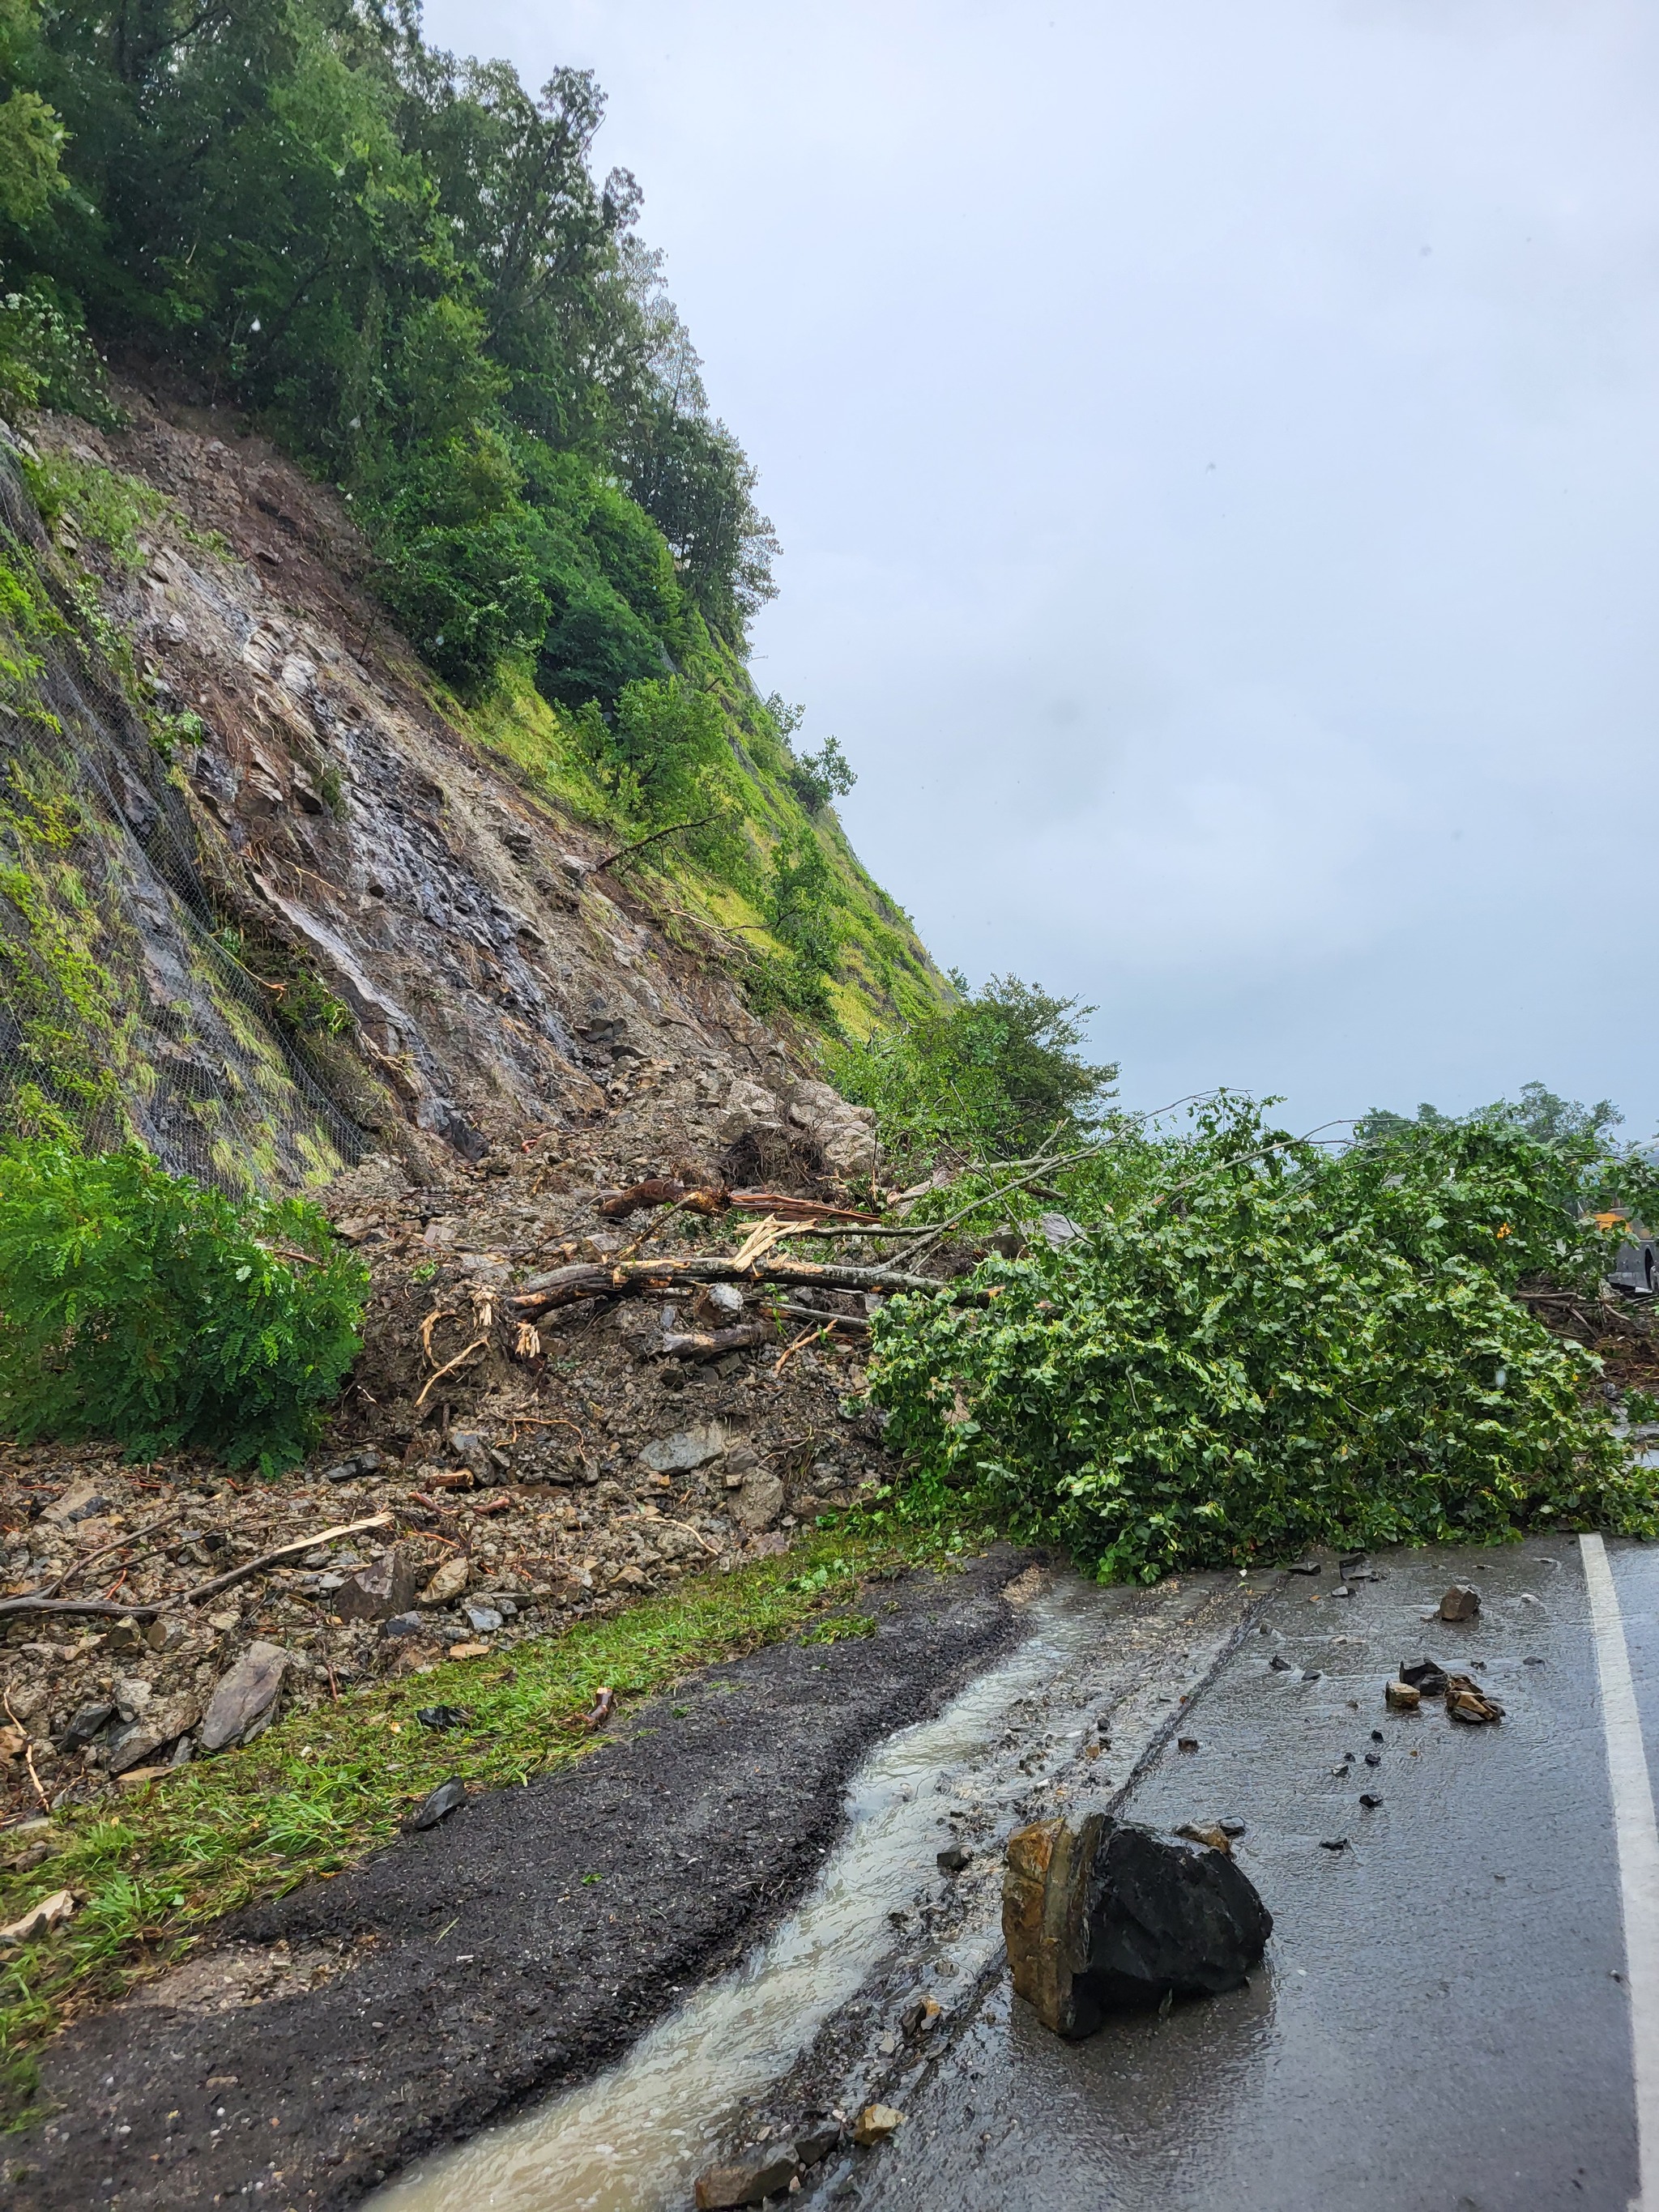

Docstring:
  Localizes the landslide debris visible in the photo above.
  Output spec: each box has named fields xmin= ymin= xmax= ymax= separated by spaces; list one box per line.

xmin=0 ymin=1116 xmax=912 ymax=1818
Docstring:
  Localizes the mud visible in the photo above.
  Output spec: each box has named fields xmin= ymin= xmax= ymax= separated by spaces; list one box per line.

xmin=373 ymin=1566 xmax=1277 ymax=2212
xmin=8 ymin=1547 xmax=1033 ymax=2210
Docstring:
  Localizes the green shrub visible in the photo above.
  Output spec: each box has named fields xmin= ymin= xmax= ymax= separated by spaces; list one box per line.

xmin=518 ymin=445 xmax=693 ymax=650
xmin=0 ymin=279 xmax=113 ymax=422
xmin=869 ymin=1097 xmax=1659 ymax=1583
xmin=19 ymin=451 xmax=166 ymax=573
xmin=0 ymin=1140 xmax=368 ymax=1473
xmin=536 ymin=571 xmax=669 ymax=714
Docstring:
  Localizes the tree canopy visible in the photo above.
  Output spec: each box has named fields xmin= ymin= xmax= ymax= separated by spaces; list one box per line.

xmin=831 ymin=971 xmax=1120 ymax=1166
xmin=0 ymin=0 xmax=777 ymax=695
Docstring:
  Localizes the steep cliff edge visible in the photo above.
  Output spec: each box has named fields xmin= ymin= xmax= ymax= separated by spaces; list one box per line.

xmin=0 ymin=377 xmax=941 ymax=1192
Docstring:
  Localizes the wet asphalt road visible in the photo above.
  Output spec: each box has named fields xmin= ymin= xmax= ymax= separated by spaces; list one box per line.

xmin=843 ymin=1538 xmax=1653 ymax=2212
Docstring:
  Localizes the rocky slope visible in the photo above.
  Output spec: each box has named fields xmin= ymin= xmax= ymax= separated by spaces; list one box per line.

xmin=0 ymin=1110 xmax=902 ymax=1818
xmin=0 ymin=373 xmax=936 ymax=1193
xmin=0 ymin=375 xmax=948 ymax=1822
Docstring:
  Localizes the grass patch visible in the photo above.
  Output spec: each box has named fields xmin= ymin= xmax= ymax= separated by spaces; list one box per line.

xmin=0 ymin=1511 xmax=987 ymax=2126
xmin=798 ymin=1611 xmax=876 ymax=1643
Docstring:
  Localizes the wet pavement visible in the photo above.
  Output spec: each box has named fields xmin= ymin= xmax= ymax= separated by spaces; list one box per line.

xmin=845 ymin=1537 xmax=1644 ymax=2212
xmin=368 ymin=1565 xmax=1276 ymax=2212
xmin=361 ymin=1538 xmax=1659 ymax=2212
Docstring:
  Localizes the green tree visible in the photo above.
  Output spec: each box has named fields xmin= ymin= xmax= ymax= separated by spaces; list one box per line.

xmin=619 ymin=399 xmax=778 ymax=640
xmin=1358 ymin=1081 xmax=1623 ymax=1151
xmin=0 ymin=0 xmax=66 ymax=261
xmin=7 ymin=0 xmax=774 ymax=699
xmin=763 ymin=826 xmax=845 ymax=1021
xmin=834 ymin=973 xmax=1118 ymax=1165
xmin=785 ymin=731 xmax=855 ymax=812
xmin=574 ymin=675 xmax=727 ymax=824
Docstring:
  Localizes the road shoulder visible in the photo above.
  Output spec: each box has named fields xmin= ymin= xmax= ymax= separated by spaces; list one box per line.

xmin=10 ymin=1546 xmax=1035 ymax=2211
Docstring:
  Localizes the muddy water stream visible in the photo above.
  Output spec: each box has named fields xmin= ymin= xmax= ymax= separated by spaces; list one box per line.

xmin=369 ymin=1573 xmax=1217 ymax=2212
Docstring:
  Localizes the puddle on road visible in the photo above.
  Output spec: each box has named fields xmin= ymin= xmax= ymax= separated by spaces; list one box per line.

xmin=369 ymin=1579 xmax=1131 ymax=2212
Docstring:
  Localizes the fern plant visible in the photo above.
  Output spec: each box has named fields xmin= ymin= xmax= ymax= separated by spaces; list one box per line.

xmin=0 ymin=1140 xmax=368 ymax=1474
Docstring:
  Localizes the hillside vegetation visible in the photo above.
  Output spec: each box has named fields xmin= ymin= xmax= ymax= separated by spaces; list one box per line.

xmin=0 ymin=0 xmax=941 ymax=1044
xmin=0 ymin=0 xmax=1653 ymax=1585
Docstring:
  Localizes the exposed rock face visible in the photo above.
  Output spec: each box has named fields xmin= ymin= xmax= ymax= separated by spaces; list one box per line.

xmin=1004 ymin=1813 xmax=1273 ymax=2039
xmin=4 ymin=390 xmax=915 ymax=1191
xmin=0 ymin=443 xmax=362 ymax=1190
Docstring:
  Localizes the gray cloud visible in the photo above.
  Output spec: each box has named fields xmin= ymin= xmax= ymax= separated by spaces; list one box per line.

xmin=424 ymin=0 xmax=1659 ymax=1132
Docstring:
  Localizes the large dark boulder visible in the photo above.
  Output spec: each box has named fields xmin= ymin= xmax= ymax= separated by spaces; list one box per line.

xmin=1004 ymin=1813 xmax=1272 ymax=2039
xmin=1082 ymin=1819 xmax=1272 ymax=2011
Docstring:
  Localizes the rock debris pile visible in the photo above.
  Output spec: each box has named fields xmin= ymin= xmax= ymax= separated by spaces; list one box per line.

xmin=0 ymin=1108 xmax=917 ymax=1815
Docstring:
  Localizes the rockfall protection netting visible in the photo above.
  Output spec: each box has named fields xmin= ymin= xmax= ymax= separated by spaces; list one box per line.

xmin=0 ymin=438 xmax=362 ymax=1194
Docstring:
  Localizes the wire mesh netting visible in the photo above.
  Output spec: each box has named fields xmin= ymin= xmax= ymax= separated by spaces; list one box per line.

xmin=0 ymin=445 xmax=362 ymax=1195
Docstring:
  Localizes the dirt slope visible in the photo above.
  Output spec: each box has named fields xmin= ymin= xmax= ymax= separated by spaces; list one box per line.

xmin=7 ymin=376 xmax=925 ymax=1187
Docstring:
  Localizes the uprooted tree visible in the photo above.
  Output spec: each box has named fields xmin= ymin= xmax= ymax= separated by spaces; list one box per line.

xmin=864 ymin=1093 xmax=1659 ymax=1582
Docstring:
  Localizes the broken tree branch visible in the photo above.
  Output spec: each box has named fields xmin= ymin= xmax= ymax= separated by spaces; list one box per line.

xmin=0 ymin=1513 xmax=395 ymax=1622
xmin=41 ymin=1507 xmax=188 ymax=1599
xmin=511 ymin=1253 xmax=983 ymax=1319
xmin=660 ymin=1318 xmax=779 ymax=1362
xmin=163 ymin=1512 xmax=396 ymax=1609
xmin=727 ymin=1191 xmax=883 ymax=1224
xmin=766 ymin=1221 xmax=937 ymax=1239
xmin=0 ymin=1596 xmax=171 ymax=1623
xmin=595 ymin=815 xmax=716 ymax=873
xmin=772 ymin=1301 xmax=872 ymax=1334
xmin=3 ymin=1694 xmax=48 ymax=1811
xmin=595 ymin=1183 xmax=886 ymax=1226
xmin=598 ymin=1178 xmax=728 ymax=1221
xmin=772 ymin=1324 xmax=824 ymax=1378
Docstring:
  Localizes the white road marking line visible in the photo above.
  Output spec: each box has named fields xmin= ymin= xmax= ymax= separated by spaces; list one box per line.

xmin=1583 ymin=1532 xmax=1659 ymax=2212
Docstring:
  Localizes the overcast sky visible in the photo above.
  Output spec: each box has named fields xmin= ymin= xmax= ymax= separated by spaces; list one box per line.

xmin=425 ymin=0 xmax=1659 ymax=1134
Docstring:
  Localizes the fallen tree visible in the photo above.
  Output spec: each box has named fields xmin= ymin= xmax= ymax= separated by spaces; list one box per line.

xmin=511 ymin=1252 xmax=986 ymax=1316
xmin=863 ymin=1096 xmax=1659 ymax=1583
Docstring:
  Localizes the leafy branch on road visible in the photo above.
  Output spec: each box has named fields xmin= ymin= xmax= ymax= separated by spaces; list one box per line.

xmin=864 ymin=1094 xmax=1659 ymax=1584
